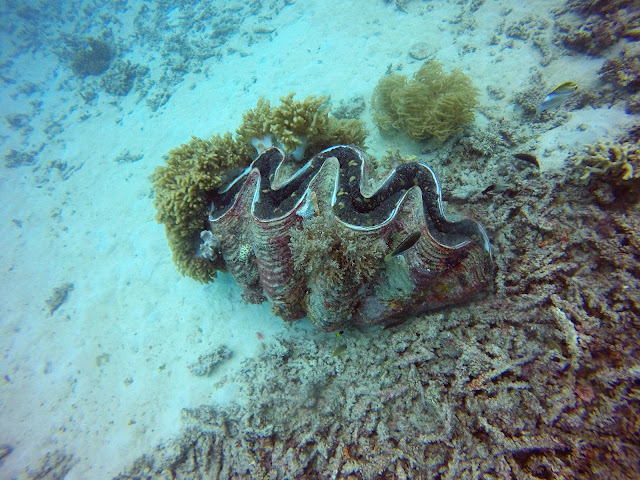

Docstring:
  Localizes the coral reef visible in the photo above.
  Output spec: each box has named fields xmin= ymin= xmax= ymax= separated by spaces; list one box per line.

xmin=599 ymin=42 xmax=640 ymax=113
xmin=45 ymin=282 xmax=74 ymax=316
xmin=151 ymin=96 xmax=367 ymax=283
xmin=371 ymin=61 xmax=478 ymax=142
xmin=187 ymin=346 xmax=232 ymax=377
xmin=205 ymin=145 xmax=492 ymax=331
xmin=100 ymin=60 xmax=148 ymax=96
xmin=566 ymin=0 xmax=640 ymax=15
xmin=69 ymin=37 xmax=114 ymax=77
xmin=574 ymin=135 xmax=640 ymax=182
xmin=557 ymin=13 xmax=627 ymax=54
xmin=118 ymin=139 xmax=640 ymax=479
xmin=557 ymin=1 xmax=640 ymax=55
xmin=599 ymin=43 xmax=640 ymax=89
xmin=3 ymin=149 xmax=38 ymax=168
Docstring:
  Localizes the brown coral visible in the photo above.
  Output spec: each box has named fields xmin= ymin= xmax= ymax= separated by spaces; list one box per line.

xmin=575 ymin=138 xmax=640 ymax=182
xmin=559 ymin=13 xmax=627 ymax=54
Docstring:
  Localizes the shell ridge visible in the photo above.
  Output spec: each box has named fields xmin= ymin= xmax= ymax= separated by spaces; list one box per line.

xmin=205 ymin=145 xmax=493 ymax=330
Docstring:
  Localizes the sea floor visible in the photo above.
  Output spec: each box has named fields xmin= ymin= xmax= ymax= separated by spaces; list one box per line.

xmin=1 ymin=0 xmax=639 ymax=478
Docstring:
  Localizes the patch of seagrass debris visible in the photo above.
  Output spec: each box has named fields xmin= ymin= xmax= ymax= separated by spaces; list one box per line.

xmin=3 ymin=148 xmax=38 ymax=168
xmin=187 ymin=345 xmax=232 ymax=376
xmin=26 ymin=450 xmax=76 ymax=479
xmin=46 ymin=283 xmax=74 ymax=316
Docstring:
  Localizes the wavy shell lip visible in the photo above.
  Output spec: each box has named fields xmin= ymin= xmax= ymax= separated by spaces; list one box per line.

xmin=205 ymin=145 xmax=493 ymax=331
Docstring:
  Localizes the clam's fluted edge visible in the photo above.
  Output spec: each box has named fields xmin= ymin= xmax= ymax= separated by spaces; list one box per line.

xmin=202 ymin=145 xmax=493 ymax=331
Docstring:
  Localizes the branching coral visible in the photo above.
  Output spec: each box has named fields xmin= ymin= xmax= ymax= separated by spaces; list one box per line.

xmin=371 ymin=61 xmax=478 ymax=142
xmin=574 ymin=138 xmax=640 ymax=182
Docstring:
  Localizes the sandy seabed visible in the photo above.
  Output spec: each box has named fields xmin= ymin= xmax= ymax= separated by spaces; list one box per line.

xmin=1 ymin=0 xmax=639 ymax=478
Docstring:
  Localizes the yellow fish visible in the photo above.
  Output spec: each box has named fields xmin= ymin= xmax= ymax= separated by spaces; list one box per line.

xmin=537 ymin=81 xmax=578 ymax=114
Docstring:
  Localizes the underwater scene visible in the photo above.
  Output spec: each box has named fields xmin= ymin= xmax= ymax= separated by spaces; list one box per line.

xmin=1 ymin=0 xmax=639 ymax=478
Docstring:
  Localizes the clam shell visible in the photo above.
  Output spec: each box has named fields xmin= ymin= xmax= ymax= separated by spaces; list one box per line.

xmin=206 ymin=145 xmax=493 ymax=331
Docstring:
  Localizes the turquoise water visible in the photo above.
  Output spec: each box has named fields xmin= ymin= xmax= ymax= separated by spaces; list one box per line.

xmin=1 ymin=0 xmax=638 ymax=478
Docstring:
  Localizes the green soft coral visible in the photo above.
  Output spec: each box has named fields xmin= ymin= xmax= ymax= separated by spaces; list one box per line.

xmin=372 ymin=61 xmax=478 ymax=142
xmin=152 ymin=95 xmax=368 ymax=283
xmin=237 ymin=93 xmax=367 ymax=159
xmin=151 ymin=133 xmax=253 ymax=282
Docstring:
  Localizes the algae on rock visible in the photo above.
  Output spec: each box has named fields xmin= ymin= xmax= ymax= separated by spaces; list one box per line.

xmin=371 ymin=61 xmax=478 ymax=142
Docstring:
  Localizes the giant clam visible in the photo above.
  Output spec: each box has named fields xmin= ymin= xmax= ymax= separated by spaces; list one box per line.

xmin=201 ymin=145 xmax=493 ymax=331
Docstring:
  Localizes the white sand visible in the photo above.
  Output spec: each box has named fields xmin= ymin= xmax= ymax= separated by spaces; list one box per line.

xmin=0 ymin=0 xmax=636 ymax=478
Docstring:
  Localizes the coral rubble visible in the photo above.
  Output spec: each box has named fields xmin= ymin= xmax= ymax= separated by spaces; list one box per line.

xmin=371 ymin=61 xmax=478 ymax=142
xmin=119 ymin=142 xmax=640 ymax=479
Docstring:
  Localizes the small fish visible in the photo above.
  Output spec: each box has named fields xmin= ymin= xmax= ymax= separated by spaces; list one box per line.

xmin=0 ymin=444 xmax=12 ymax=461
xmin=482 ymin=183 xmax=513 ymax=196
xmin=482 ymin=184 xmax=496 ymax=195
xmin=537 ymin=81 xmax=578 ymax=114
xmin=385 ymin=231 xmax=421 ymax=261
xmin=513 ymin=153 xmax=540 ymax=169
xmin=335 ymin=330 xmax=344 ymax=338
xmin=330 ymin=345 xmax=347 ymax=358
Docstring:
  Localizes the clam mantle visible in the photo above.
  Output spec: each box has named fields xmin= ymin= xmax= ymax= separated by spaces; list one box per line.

xmin=201 ymin=145 xmax=493 ymax=331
